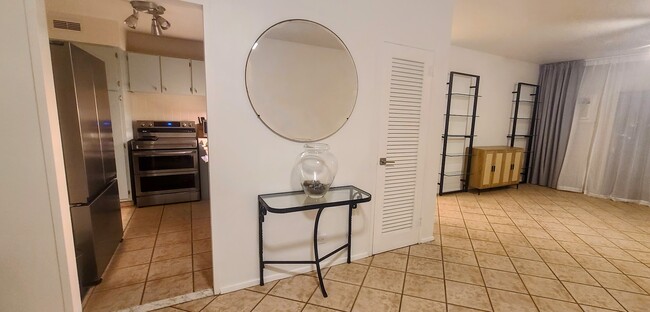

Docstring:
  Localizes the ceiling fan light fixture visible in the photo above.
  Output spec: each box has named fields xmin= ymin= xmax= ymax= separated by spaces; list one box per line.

xmin=125 ymin=1 xmax=170 ymax=35
xmin=124 ymin=9 xmax=138 ymax=29
xmin=155 ymin=15 xmax=171 ymax=30
xmin=151 ymin=17 xmax=163 ymax=36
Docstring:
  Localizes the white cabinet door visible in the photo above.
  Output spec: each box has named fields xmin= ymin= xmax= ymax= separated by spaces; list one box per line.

xmin=107 ymin=91 xmax=130 ymax=200
xmin=161 ymin=56 xmax=192 ymax=95
xmin=191 ymin=60 xmax=206 ymax=96
xmin=76 ymin=43 xmax=122 ymax=91
xmin=128 ymin=52 xmax=161 ymax=93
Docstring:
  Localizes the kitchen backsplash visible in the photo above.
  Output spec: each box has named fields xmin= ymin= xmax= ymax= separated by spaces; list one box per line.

xmin=130 ymin=92 xmax=207 ymax=122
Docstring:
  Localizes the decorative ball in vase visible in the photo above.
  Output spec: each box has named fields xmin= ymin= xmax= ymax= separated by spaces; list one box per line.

xmin=294 ymin=143 xmax=338 ymax=198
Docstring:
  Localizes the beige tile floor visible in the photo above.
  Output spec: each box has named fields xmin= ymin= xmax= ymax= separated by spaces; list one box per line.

xmin=83 ymin=200 xmax=213 ymax=312
xmin=151 ymin=185 xmax=650 ymax=312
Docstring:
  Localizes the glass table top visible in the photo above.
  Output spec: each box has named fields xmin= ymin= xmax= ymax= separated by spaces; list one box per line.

xmin=259 ymin=185 xmax=371 ymax=212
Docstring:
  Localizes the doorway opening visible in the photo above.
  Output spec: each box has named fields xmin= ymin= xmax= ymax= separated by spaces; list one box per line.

xmin=44 ymin=0 xmax=214 ymax=309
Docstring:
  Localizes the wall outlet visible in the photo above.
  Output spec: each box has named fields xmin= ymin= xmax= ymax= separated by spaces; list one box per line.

xmin=317 ymin=232 xmax=327 ymax=244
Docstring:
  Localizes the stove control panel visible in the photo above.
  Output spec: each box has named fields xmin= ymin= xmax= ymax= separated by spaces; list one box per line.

xmin=135 ymin=120 xmax=196 ymax=129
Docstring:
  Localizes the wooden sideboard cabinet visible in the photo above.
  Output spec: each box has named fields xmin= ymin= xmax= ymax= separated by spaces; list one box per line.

xmin=468 ymin=146 xmax=524 ymax=192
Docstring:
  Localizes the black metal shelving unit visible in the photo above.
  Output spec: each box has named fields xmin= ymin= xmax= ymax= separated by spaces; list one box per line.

xmin=438 ymin=72 xmax=480 ymax=195
xmin=508 ymin=82 xmax=539 ymax=183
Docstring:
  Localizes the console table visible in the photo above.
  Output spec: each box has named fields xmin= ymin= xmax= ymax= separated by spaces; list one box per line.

xmin=258 ymin=185 xmax=371 ymax=297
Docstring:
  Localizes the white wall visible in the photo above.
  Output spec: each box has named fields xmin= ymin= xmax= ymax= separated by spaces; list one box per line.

xmin=130 ymin=93 xmax=207 ymax=122
xmin=202 ymin=0 xmax=453 ymax=292
xmin=1 ymin=0 xmax=79 ymax=310
xmin=449 ymin=46 xmax=540 ymax=146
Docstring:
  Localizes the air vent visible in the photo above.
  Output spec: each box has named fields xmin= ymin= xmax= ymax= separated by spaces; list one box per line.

xmin=52 ymin=19 xmax=81 ymax=31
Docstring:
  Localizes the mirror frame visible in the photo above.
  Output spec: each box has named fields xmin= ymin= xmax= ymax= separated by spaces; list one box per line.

xmin=244 ymin=19 xmax=359 ymax=142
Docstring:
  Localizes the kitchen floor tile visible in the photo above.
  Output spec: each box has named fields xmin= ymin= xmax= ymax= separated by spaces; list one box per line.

xmin=269 ymin=275 xmax=319 ymax=302
xmin=142 ymin=273 xmax=194 ymax=304
xmin=481 ymin=268 xmax=527 ymax=293
xmin=408 ymin=243 xmax=442 ymax=259
xmin=362 ymin=267 xmax=405 ymax=293
xmin=307 ymin=280 xmax=360 ymax=311
xmin=152 ymin=242 xmax=192 ymax=262
xmin=252 ymin=295 xmax=304 ymax=312
xmin=487 ymin=288 xmax=537 ymax=312
xmin=202 ymin=290 xmax=263 ymax=312
xmin=406 ymin=255 xmax=443 ymax=278
xmin=84 ymin=283 xmax=145 ymax=312
xmin=370 ymin=252 xmax=408 ymax=271
xmin=444 ymin=262 xmax=484 ymax=286
xmin=399 ymin=295 xmax=446 ymax=312
xmin=351 ymin=287 xmax=400 ymax=312
xmin=519 ymin=275 xmax=573 ymax=302
xmin=445 ymin=280 xmax=491 ymax=311
xmin=147 ymin=256 xmax=193 ymax=281
xmin=532 ymin=296 xmax=583 ymax=312
xmin=403 ymin=273 xmax=445 ymax=302
xmin=562 ymin=282 xmax=623 ymax=310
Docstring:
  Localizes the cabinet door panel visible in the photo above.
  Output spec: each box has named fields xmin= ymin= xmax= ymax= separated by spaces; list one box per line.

xmin=191 ymin=60 xmax=206 ymax=95
xmin=161 ymin=56 xmax=192 ymax=95
xmin=482 ymin=152 xmax=493 ymax=187
xmin=512 ymin=151 xmax=523 ymax=182
xmin=128 ymin=53 xmax=161 ymax=93
xmin=502 ymin=152 xmax=513 ymax=184
xmin=492 ymin=152 xmax=503 ymax=185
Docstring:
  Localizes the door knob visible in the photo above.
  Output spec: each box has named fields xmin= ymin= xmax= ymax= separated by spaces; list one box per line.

xmin=379 ymin=158 xmax=395 ymax=166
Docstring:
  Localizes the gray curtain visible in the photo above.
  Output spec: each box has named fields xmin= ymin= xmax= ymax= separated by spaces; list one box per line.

xmin=529 ymin=60 xmax=585 ymax=187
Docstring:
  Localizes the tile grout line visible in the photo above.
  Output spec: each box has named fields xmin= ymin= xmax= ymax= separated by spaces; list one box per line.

xmin=139 ymin=205 xmax=165 ymax=305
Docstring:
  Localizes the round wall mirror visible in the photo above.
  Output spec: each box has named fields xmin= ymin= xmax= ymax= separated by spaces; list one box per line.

xmin=245 ymin=19 xmax=358 ymax=142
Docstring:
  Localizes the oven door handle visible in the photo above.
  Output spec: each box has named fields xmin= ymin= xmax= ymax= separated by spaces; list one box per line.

xmin=133 ymin=150 xmax=197 ymax=156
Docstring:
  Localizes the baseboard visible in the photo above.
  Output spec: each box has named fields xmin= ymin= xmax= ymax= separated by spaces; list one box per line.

xmin=219 ymin=252 xmax=371 ymax=294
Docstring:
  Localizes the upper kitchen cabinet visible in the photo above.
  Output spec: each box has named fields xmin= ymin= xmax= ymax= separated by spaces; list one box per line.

xmin=127 ymin=52 xmax=162 ymax=93
xmin=75 ymin=43 xmax=124 ymax=91
xmin=127 ymin=52 xmax=205 ymax=96
xmin=191 ymin=60 xmax=206 ymax=96
xmin=161 ymin=56 xmax=193 ymax=95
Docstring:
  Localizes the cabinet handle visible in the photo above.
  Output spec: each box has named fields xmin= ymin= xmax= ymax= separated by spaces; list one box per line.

xmin=491 ymin=165 xmax=495 ymax=172
xmin=163 ymin=86 xmax=167 ymax=91
xmin=153 ymin=86 xmax=158 ymax=90
xmin=510 ymin=164 xmax=515 ymax=170
xmin=194 ymin=88 xmax=198 ymax=93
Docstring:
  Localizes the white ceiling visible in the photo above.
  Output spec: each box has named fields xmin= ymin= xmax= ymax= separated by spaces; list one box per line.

xmin=452 ymin=0 xmax=650 ymax=64
xmin=46 ymin=0 xmax=204 ymax=41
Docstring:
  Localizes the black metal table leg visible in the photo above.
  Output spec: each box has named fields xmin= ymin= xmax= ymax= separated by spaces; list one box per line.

xmin=313 ymin=207 xmax=328 ymax=297
xmin=347 ymin=204 xmax=353 ymax=263
xmin=259 ymin=203 xmax=265 ymax=286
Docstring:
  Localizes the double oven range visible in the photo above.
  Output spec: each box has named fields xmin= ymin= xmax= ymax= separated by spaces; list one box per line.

xmin=129 ymin=120 xmax=201 ymax=207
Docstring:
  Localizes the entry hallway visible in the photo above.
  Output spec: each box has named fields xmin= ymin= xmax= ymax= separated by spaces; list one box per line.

xmin=155 ymin=185 xmax=650 ymax=312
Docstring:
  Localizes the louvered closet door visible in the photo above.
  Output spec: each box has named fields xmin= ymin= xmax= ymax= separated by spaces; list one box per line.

xmin=373 ymin=43 xmax=433 ymax=254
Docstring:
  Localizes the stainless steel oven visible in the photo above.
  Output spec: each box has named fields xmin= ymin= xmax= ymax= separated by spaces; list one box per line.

xmin=129 ymin=120 xmax=201 ymax=207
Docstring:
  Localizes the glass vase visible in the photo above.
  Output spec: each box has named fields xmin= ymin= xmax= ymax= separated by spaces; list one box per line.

xmin=294 ymin=143 xmax=338 ymax=198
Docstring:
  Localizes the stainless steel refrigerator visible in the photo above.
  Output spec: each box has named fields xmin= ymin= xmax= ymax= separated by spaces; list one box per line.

xmin=50 ymin=42 xmax=123 ymax=297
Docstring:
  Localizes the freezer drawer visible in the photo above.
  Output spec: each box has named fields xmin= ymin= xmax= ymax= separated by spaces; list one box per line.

xmin=70 ymin=180 xmax=123 ymax=295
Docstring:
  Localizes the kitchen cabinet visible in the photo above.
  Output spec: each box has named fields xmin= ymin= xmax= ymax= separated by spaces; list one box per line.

xmin=161 ymin=56 xmax=192 ymax=95
xmin=127 ymin=53 xmax=205 ymax=96
xmin=468 ymin=146 xmax=523 ymax=192
xmin=191 ymin=60 xmax=206 ymax=95
xmin=127 ymin=52 xmax=161 ymax=93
